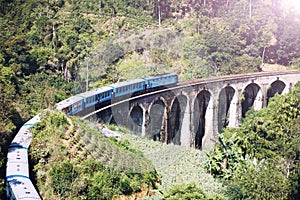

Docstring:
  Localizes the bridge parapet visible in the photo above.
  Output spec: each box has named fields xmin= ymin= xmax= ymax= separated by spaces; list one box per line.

xmin=90 ymin=70 xmax=300 ymax=150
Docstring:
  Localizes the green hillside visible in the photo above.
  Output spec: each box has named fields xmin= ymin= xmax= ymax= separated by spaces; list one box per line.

xmin=29 ymin=111 xmax=225 ymax=199
xmin=30 ymin=111 xmax=160 ymax=199
xmin=1 ymin=0 xmax=300 ymax=198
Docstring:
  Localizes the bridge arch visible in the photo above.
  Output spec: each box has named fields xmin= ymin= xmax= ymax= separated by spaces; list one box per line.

xmin=128 ymin=104 xmax=144 ymax=135
xmin=218 ymin=85 xmax=238 ymax=133
xmin=266 ymin=79 xmax=286 ymax=105
xmin=192 ymin=89 xmax=212 ymax=149
xmin=241 ymin=82 xmax=263 ymax=118
xmin=167 ymin=93 xmax=189 ymax=145
xmin=148 ymin=97 xmax=167 ymax=141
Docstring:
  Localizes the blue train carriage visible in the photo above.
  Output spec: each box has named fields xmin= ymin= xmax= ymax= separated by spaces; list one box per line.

xmin=110 ymin=78 xmax=146 ymax=98
xmin=6 ymin=114 xmax=41 ymax=200
xmin=56 ymin=95 xmax=84 ymax=115
xmin=6 ymin=176 xmax=41 ymax=200
xmin=9 ymin=114 xmax=41 ymax=150
xmin=6 ymin=147 xmax=29 ymax=180
xmin=143 ymin=73 xmax=178 ymax=89
xmin=78 ymin=86 xmax=113 ymax=110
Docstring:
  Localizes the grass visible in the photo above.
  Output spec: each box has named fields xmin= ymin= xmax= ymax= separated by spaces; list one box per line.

xmin=30 ymin=111 xmax=224 ymax=199
xmin=108 ymin=124 xmax=225 ymax=196
xmin=30 ymin=111 xmax=159 ymax=199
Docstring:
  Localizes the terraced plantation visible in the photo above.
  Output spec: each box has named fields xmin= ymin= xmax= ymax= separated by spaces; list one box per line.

xmin=29 ymin=111 xmax=159 ymax=199
xmin=114 ymin=125 xmax=224 ymax=196
xmin=29 ymin=111 xmax=225 ymax=199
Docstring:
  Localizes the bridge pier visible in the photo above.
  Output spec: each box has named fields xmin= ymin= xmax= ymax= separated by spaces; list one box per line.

xmin=94 ymin=71 xmax=300 ymax=150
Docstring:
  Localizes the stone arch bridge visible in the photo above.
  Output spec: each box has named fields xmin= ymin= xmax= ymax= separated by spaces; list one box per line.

xmin=85 ymin=70 xmax=300 ymax=150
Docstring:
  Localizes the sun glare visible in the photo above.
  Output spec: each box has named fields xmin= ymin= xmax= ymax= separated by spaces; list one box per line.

xmin=285 ymin=0 xmax=300 ymax=13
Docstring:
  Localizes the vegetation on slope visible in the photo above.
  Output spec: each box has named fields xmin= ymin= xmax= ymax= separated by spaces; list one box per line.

xmin=1 ymin=0 xmax=300 ymax=198
xmin=108 ymin=125 xmax=226 ymax=199
xmin=30 ymin=111 xmax=160 ymax=199
xmin=207 ymin=82 xmax=300 ymax=199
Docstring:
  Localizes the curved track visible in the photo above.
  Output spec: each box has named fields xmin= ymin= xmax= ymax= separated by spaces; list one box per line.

xmin=5 ymin=70 xmax=300 ymax=199
xmin=82 ymin=70 xmax=300 ymax=119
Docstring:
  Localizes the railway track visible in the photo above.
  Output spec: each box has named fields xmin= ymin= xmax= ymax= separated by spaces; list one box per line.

xmin=6 ymin=69 xmax=300 ymax=199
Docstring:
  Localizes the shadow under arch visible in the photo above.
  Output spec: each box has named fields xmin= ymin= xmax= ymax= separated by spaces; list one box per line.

xmin=128 ymin=105 xmax=143 ymax=135
xmin=167 ymin=94 xmax=188 ymax=145
xmin=218 ymin=86 xmax=235 ymax=133
xmin=267 ymin=80 xmax=286 ymax=105
xmin=242 ymin=83 xmax=262 ymax=118
xmin=193 ymin=90 xmax=211 ymax=149
xmin=148 ymin=98 xmax=166 ymax=141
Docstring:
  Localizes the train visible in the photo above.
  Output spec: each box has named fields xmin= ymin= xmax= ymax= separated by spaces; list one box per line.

xmin=56 ymin=73 xmax=178 ymax=115
xmin=6 ymin=73 xmax=178 ymax=200
xmin=6 ymin=114 xmax=42 ymax=200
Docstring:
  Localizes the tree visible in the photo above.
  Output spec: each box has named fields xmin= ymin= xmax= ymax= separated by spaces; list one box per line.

xmin=207 ymin=82 xmax=300 ymax=199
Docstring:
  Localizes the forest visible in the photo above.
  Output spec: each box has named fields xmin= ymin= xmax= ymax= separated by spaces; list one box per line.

xmin=1 ymin=0 xmax=300 ymax=199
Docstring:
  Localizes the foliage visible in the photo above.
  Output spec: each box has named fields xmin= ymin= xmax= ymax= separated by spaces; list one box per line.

xmin=163 ymin=183 xmax=207 ymax=200
xmin=49 ymin=161 xmax=77 ymax=197
xmin=30 ymin=111 xmax=160 ymax=199
xmin=118 ymin=126 xmax=225 ymax=197
xmin=163 ymin=183 xmax=226 ymax=200
xmin=226 ymin=158 xmax=291 ymax=200
xmin=207 ymin=83 xmax=300 ymax=199
xmin=2 ymin=0 xmax=300 ymax=197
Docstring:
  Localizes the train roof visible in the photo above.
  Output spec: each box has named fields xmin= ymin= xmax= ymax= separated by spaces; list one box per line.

xmin=77 ymin=86 xmax=113 ymax=98
xmin=10 ymin=125 xmax=34 ymax=149
xmin=6 ymin=147 xmax=29 ymax=179
xmin=110 ymin=78 xmax=145 ymax=89
xmin=56 ymin=95 xmax=83 ymax=110
xmin=6 ymin=177 xmax=41 ymax=199
xmin=25 ymin=114 xmax=41 ymax=125
xmin=143 ymin=73 xmax=178 ymax=80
